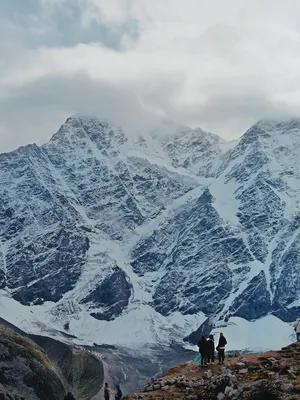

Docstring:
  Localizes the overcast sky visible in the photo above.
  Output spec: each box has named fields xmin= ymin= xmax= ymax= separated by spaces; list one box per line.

xmin=1 ymin=0 xmax=300 ymax=152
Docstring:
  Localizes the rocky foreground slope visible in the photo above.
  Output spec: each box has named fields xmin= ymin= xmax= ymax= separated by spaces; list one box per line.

xmin=0 ymin=319 xmax=103 ymax=399
xmin=0 ymin=324 xmax=65 ymax=399
xmin=126 ymin=342 xmax=300 ymax=400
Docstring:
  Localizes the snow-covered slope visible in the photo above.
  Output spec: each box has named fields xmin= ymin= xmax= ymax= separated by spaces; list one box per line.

xmin=1 ymin=116 xmax=299 ymax=350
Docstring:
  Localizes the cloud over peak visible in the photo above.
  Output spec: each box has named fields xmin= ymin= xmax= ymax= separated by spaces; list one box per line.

xmin=0 ymin=0 xmax=299 ymax=152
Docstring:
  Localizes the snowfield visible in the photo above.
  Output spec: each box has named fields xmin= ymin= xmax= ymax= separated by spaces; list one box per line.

xmin=0 ymin=291 xmax=294 ymax=353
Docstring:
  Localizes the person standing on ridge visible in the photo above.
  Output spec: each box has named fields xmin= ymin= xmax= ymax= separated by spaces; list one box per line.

xmin=104 ymin=382 xmax=110 ymax=400
xmin=207 ymin=334 xmax=215 ymax=365
xmin=216 ymin=332 xmax=227 ymax=364
xmin=197 ymin=336 xmax=208 ymax=367
xmin=294 ymin=317 xmax=300 ymax=341
xmin=115 ymin=384 xmax=123 ymax=400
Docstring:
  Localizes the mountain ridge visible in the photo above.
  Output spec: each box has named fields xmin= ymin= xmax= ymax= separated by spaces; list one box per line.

xmin=1 ymin=115 xmax=300 ymax=351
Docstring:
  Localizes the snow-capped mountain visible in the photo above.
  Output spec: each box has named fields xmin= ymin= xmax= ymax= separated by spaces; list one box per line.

xmin=0 ymin=116 xmax=299 ymax=350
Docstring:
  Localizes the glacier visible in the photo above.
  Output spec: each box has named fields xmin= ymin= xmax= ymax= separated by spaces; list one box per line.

xmin=0 ymin=116 xmax=300 ymax=351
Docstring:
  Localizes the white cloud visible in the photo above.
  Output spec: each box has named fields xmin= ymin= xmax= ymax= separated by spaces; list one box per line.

xmin=1 ymin=0 xmax=300 ymax=151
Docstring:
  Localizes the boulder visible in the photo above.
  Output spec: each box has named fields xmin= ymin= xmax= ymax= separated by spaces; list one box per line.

xmin=167 ymin=379 xmax=176 ymax=385
xmin=204 ymin=370 xmax=213 ymax=379
xmin=185 ymin=396 xmax=197 ymax=400
xmin=281 ymin=383 xmax=294 ymax=392
xmin=268 ymin=372 xmax=279 ymax=380
xmin=224 ymin=386 xmax=232 ymax=395
xmin=192 ymin=382 xmax=202 ymax=388
xmin=230 ymin=389 xmax=241 ymax=397
xmin=239 ymin=369 xmax=248 ymax=374
xmin=288 ymin=370 xmax=297 ymax=379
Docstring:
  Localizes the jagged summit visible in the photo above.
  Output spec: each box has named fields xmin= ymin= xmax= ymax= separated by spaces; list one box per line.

xmin=48 ymin=115 xmax=127 ymax=154
xmin=236 ymin=117 xmax=300 ymax=149
xmin=255 ymin=117 xmax=300 ymax=131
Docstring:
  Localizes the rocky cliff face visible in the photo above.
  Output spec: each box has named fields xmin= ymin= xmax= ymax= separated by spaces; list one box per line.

xmin=1 ymin=116 xmax=300 ymax=348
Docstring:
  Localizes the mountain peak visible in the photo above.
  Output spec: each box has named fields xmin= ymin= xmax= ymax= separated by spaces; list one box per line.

xmin=252 ymin=117 xmax=300 ymax=133
xmin=65 ymin=114 xmax=114 ymax=127
xmin=47 ymin=115 xmax=127 ymax=151
xmin=235 ymin=117 xmax=300 ymax=153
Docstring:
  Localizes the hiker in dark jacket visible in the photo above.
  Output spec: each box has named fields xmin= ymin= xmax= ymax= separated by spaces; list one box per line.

xmin=104 ymin=382 xmax=110 ymax=400
xmin=207 ymin=334 xmax=215 ymax=365
xmin=64 ymin=393 xmax=75 ymax=400
xmin=216 ymin=332 xmax=227 ymax=364
xmin=115 ymin=384 xmax=122 ymax=400
xmin=197 ymin=336 xmax=208 ymax=367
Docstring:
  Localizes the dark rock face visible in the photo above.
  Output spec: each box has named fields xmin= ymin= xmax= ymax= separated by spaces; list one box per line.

xmin=10 ymin=228 xmax=89 ymax=305
xmin=183 ymin=317 xmax=215 ymax=344
xmin=115 ymin=157 xmax=196 ymax=218
xmin=0 ymin=143 xmax=90 ymax=306
xmin=269 ymin=214 xmax=300 ymax=321
xmin=229 ymin=271 xmax=271 ymax=320
xmin=235 ymin=174 xmax=285 ymax=263
xmin=80 ymin=267 xmax=132 ymax=321
xmin=159 ymin=127 xmax=225 ymax=177
xmin=0 ymin=269 xmax=5 ymax=289
xmin=132 ymin=189 xmax=252 ymax=316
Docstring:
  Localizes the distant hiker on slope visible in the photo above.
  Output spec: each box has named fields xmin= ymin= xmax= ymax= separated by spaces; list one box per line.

xmin=197 ymin=336 xmax=208 ymax=367
xmin=115 ymin=384 xmax=123 ymax=400
xmin=64 ymin=393 xmax=76 ymax=400
xmin=104 ymin=382 xmax=110 ymax=400
xmin=294 ymin=317 xmax=300 ymax=341
xmin=216 ymin=332 xmax=227 ymax=364
xmin=207 ymin=334 xmax=215 ymax=365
